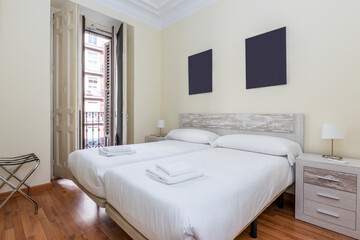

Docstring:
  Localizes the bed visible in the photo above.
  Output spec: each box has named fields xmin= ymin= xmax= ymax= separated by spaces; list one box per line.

xmin=103 ymin=113 xmax=304 ymax=239
xmin=68 ymin=139 xmax=212 ymax=207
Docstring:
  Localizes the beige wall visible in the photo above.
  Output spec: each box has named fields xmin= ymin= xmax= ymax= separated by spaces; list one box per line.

xmin=161 ymin=0 xmax=360 ymax=158
xmin=1 ymin=0 xmax=359 ymax=192
xmin=0 ymin=0 xmax=51 ymax=192
xmin=72 ymin=0 xmax=162 ymax=144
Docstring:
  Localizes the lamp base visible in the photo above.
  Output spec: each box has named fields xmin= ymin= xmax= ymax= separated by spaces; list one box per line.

xmin=322 ymin=155 xmax=343 ymax=160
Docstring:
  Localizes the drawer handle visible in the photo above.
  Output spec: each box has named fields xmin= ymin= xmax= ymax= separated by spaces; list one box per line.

xmin=317 ymin=192 xmax=340 ymax=200
xmin=316 ymin=209 xmax=340 ymax=218
xmin=316 ymin=175 xmax=340 ymax=182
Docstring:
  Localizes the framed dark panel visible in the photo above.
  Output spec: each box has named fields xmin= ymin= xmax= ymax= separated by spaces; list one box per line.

xmin=246 ymin=27 xmax=287 ymax=89
xmin=188 ymin=49 xmax=212 ymax=95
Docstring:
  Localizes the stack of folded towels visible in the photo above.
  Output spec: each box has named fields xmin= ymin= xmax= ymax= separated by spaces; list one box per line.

xmin=98 ymin=146 xmax=136 ymax=157
xmin=146 ymin=162 xmax=203 ymax=185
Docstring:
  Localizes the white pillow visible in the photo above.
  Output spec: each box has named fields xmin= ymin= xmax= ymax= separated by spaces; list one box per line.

xmin=213 ymin=134 xmax=302 ymax=166
xmin=166 ymin=129 xmax=220 ymax=145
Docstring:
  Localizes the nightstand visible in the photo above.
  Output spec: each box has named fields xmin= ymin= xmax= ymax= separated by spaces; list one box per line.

xmin=295 ymin=153 xmax=360 ymax=239
xmin=145 ymin=135 xmax=165 ymax=143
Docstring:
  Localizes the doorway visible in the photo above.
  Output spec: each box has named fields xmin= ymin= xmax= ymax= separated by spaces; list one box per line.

xmin=51 ymin=3 xmax=129 ymax=179
xmin=80 ymin=10 xmax=127 ymax=149
xmin=83 ymin=31 xmax=111 ymax=149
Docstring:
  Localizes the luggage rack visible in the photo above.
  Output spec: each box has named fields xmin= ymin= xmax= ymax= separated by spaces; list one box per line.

xmin=0 ymin=153 xmax=40 ymax=214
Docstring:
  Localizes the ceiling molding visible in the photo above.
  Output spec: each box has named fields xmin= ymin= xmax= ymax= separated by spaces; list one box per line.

xmin=90 ymin=0 xmax=218 ymax=30
xmin=90 ymin=0 xmax=163 ymax=29
xmin=161 ymin=0 xmax=218 ymax=29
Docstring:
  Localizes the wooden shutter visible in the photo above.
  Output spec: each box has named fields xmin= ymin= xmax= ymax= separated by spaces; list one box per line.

xmin=104 ymin=42 xmax=112 ymax=146
xmin=53 ymin=4 xmax=79 ymax=178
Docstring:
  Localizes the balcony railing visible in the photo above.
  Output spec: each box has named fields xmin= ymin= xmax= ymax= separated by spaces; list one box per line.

xmin=84 ymin=112 xmax=105 ymax=149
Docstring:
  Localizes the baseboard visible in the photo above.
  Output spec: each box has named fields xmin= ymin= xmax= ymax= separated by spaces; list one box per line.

xmin=0 ymin=182 xmax=52 ymax=201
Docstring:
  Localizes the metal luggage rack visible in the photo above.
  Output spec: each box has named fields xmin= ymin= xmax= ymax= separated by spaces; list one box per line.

xmin=0 ymin=153 xmax=40 ymax=214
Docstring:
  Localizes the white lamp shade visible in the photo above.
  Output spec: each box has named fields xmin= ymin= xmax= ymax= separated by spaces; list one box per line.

xmin=321 ymin=124 xmax=343 ymax=139
xmin=157 ymin=120 xmax=165 ymax=129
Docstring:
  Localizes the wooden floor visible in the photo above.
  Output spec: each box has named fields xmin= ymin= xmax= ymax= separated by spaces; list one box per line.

xmin=0 ymin=179 xmax=354 ymax=240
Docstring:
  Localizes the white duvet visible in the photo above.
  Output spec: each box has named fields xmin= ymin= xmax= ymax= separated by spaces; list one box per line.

xmin=68 ymin=140 xmax=210 ymax=198
xmin=104 ymin=148 xmax=294 ymax=240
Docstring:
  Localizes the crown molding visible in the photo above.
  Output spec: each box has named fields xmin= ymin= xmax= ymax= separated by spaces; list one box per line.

xmin=89 ymin=0 xmax=218 ymax=30
xmin=130 ymin=0 xmax=183 ymax=15
xmin=90 ymin=0 xmax=163 ymax=29
xmin=161 ymin=0 xmax=218 ymax=29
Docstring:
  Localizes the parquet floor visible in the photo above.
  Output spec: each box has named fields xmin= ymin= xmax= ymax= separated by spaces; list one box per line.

xmin=0 ymin=179 xmax=354 ymax=240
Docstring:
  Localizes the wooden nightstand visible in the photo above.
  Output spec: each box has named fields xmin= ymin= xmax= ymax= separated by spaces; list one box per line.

xmin=295 ymin=153 xmax=360 ymax=239
xmin=145 ymin=135 xmax=165 ymax=143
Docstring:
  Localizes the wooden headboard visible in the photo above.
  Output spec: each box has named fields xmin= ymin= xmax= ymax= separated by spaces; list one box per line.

xmin=179 ymin=113 xmax=304 ymax=149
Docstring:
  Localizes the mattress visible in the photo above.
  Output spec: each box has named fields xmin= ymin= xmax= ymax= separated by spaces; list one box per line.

xmin=104 ymin=148 xmax=294 ymax=240
xmin=68 ymin=140 xmax=210 ymax=198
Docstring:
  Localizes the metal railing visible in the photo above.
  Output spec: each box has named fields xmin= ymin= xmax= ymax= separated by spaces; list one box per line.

xmin=84 ymin=112 xmax=105 ymax=149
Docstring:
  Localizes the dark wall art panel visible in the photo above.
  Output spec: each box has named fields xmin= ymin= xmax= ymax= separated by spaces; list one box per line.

xmin=245 ymin=27 xmax=287 ymax=89
xmin=188 ymin=49 xmax=212 ymax=95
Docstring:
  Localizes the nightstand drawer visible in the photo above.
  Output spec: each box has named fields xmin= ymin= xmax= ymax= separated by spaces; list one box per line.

xmin=304 ymin=167 xmax=357 ymax=193
xmin=304 ymin=183 xmax=356 ymax=211
xmin=304 ymin=199 xmax=356 ymax=230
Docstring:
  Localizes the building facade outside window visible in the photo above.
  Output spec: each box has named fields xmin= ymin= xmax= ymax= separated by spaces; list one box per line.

xmin=85 ymin=75 xmax=101 ymax=96
xmin=83 ymin=32 xmax=110 ymax=148
xmin=86 ymin=50 xmax=100 ymax=72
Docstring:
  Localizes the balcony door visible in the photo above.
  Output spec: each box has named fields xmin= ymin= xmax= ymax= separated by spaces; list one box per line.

xmin=83 ymin=30 xmax=112 ymax=148
xmin=52 ymin=7 xmax=127 ymax=178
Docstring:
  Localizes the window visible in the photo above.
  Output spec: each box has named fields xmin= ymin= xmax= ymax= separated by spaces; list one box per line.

xmin=87 ymin=51 xmax=99 ymax=65
xmin=86 ymin=50 xmax=100 ymax=72
xmin=85 ymin=75 xmax=100 ymax=95
xmin=85 ymin=100 xmax=101 ymax=112
xmin=88 ymin=35 xmax=97 ymax=45
xmin=88 ymin=76 xmax=99 ymax=88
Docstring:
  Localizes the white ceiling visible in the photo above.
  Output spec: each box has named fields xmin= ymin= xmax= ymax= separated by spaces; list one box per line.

xmin=90 ymin=0 xmax=218 ymax=29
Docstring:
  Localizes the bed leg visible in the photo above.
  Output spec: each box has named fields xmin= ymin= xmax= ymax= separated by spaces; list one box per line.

xmin=276 ymin=193 xmax=284 ymax=209
xmin=250 ymin=219 xmax=257 ymax=238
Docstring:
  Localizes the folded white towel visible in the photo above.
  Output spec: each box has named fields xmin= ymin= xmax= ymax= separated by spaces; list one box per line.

xmin=100 ymin=146 xmax=132 ymax=153
xmin=98 ymin=148 xmax=136 ymax=157
xmin=146 ymin=166 xmax=203 ymax=185
xmin=156 ymin=162 xmax=195 ymax=177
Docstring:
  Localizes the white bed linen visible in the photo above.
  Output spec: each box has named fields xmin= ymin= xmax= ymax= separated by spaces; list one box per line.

xmin=68 ymin=140 xmax=210 ymax=198
xmin=104 ymin=148 xmax=294 ymax=240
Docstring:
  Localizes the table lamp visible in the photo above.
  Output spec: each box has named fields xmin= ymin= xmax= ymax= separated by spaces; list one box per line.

xmin=157 ymin=120 xmax=165 ymax=137
xmin=321 ymin=123 xmax=343 ymax=160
